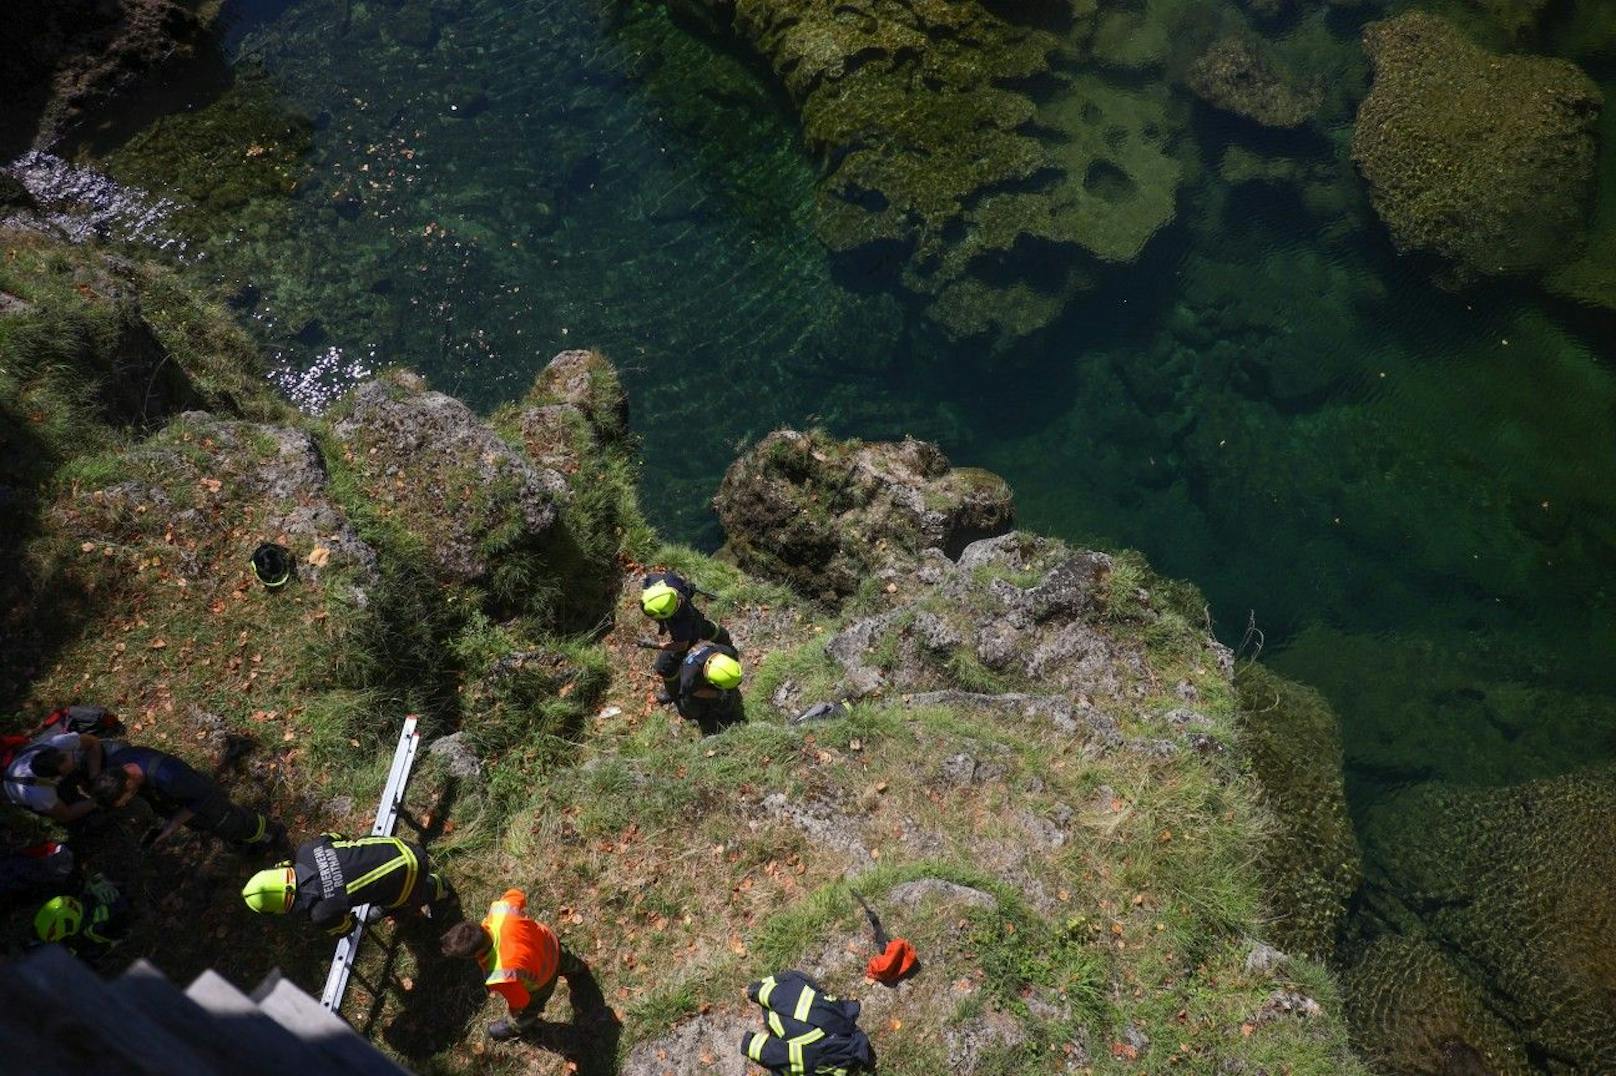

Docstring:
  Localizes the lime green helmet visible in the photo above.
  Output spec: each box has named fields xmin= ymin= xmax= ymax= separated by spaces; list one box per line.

xmin=704 ymin=652 xmax=743 ymax=690
xmin=242 ymin=866 xmax=297 ymax=915
xmin=641 ymin=581 xmax=682 ymax=620
xmin=34 ymin=896 xmax=83 ymax=943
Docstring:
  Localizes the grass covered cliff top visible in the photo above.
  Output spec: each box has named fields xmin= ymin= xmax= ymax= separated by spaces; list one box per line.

xmin=0 ymin=235 xmax=1367 ymax=1074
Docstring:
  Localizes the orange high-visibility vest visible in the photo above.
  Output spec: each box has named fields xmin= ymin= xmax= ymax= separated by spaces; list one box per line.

xmin=479 ymin=888 xmax=560 ymax=1012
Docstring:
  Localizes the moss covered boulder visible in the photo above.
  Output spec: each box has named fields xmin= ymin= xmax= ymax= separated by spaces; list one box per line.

xmin=1351 ymin=12 xmax=1603 ymax=283
xmin=1233 ymin=665 xmax=1361 ymax=960
xmin=666 ymin=0 xmax=1190 ymax=341
xmin=493 ymin=348 xmax=639 ymax=627
xmin=1188 ymin=36 xmax=1323 ymax=129
xmin=506 ymin=348 xmax=630 ymax=478
xmin=1343 ymin=935 xmax=1533 ymax=1074
xmin=325 ymin=369 xmax=565 ymax=608
xmin=713 ymin=429 xmax=1014 ymax=604
xmin=1354 ymin=766 xmax=1616 ymax=1070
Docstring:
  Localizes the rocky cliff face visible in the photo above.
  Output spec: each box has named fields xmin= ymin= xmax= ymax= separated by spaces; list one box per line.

xmin=1 ymin=234 xmax=1369 ymax=1072
xmin=0 ymin=0 xmax=223 ymax=156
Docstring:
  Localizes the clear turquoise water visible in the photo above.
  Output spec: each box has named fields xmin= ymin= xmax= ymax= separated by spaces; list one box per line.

xmin=193 ymin=0 xmax=1616 ymax=831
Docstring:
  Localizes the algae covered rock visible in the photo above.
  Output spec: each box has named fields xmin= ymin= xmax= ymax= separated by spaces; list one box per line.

xmin=1188 ymin=36 xmax=1323 ymax=128
xmin=667 ymin=0 xmax=1190 ymax=341
xmin=1342 ymin=935 xmax=1533 ymax=1074
xmin=713 ymin=429 xmax=1014 ymax=603
xmin=1351 ymin=12 xmax=1603 ymax=282
xmin=1354 ymin=766 xmax=1616 ymax=1070
xmin=1234 ymin=664 xmax=1361 ymax=959
xmin=327 ymin=369 xmax=563 ymax=600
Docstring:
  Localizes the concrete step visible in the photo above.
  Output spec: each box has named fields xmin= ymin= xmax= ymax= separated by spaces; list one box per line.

xmin=0 ymin=944 xmax=212 ymax=1075
xmin=109 ymin=963 xmax=321 ymax=1076
xmin=252 ymin=969 xmax=409 ymax=1076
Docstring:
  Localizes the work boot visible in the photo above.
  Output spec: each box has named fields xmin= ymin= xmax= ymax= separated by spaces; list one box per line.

xmin=487 ymin=1019 xmax=521 ymax=1042
xmin=655 ymin=687 xmax=674 ymax=705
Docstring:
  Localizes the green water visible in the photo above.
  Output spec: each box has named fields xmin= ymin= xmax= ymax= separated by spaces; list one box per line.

xmin=170 ymin=2 xmax=1616 ymax=841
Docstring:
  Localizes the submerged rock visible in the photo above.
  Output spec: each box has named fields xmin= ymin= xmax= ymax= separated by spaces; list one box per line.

xmin=1344 ymin=935 xmax=1533 ymax=1074
xmin=714 ymin=429 xmax=1013 ymax=604
xmin=1234 ymin=665 xmax=1361 ymax=960
xmin=1354 ymin=766 xmax=1616 ymax=1070
xmin=666 ymin=0 xmax=1190 ymax=342
xmin=1351 ymin=12 xmax=1602 ymax=283
xmin=1188 ymin=36 xmax=1323 ymax=128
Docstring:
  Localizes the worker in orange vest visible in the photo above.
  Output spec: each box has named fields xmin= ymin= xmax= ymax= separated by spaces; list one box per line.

xmin=440 ymin=888 xmax=585 ymax=1041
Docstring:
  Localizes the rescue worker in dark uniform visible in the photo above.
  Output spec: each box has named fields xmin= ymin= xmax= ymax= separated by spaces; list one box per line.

xmin=641 ymin=571 xmax=731 ymax=705
xmin=240 ymin=833 xmax=451 ymax=936
xmin=675 ymin=641 xmax=744 ymax=735
xmin=32 ymin=872 xmax=133 ymax=964
xmin=90 ymin=742 xmax=286 ymax=854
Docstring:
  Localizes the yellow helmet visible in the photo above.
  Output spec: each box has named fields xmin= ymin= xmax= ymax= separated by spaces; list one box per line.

xmin=242 ymin=866 xmax=297 ymax=915
xmin=641 ymin=582 xmax=682 ymax=620
xmin=34 ymin=896 xmax=83 ymax=943
xmin=704 ymin=652 xmax=743 ymax=690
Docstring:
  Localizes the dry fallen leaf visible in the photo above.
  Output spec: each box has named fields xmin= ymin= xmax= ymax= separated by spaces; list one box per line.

xmin=307 ymin=545 xmax=332 ymax=567
xmin=149 ymin=639 xmax=167 ymax=650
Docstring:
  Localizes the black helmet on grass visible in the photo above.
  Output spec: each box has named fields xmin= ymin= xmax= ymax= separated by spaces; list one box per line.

xmin=250 ymin=543 xmax=295 ymax=589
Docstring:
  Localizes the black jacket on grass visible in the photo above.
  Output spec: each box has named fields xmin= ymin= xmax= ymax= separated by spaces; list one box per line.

xmin=740 ymin=970 xmax=872 ymax=1075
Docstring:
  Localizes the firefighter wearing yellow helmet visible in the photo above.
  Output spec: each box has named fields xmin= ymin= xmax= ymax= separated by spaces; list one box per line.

xmin=640 ymin=571 xmax=732 ymax=705
xmin=675 ymin=641 xmax=745 ymax=735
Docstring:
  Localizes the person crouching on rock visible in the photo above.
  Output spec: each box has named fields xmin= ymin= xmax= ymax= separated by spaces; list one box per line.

xmin=640 ymin=570 xmax=732 ymax=705
xmin=440 ymin=887 xmax=586 ymax=1042
xmin=676 ymin=642 xmax=744 ymax=735
xmin=240 ymin=833 xmax=451 ymax=936
xmin=91 ymin=742 xmax=287 ymax=855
